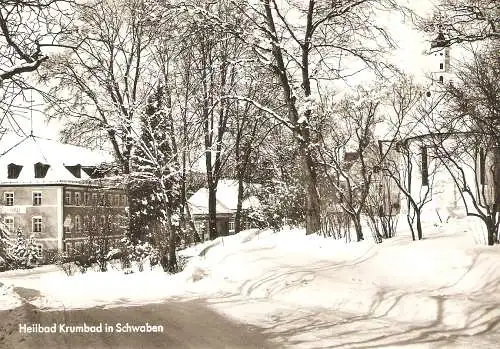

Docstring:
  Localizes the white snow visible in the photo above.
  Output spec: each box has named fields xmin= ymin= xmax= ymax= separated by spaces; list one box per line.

xmin=187 ymin=179 xmax=261 ymax=215
xmin=0 ymin=136 xmax=113 ymax=184
xmin=1 ymin=218 xmax=499 ymax=347
xmin=0 ymin=282 xmax=22 ymax=310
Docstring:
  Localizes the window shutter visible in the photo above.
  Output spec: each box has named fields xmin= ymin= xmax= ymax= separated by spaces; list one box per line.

xmin=421 ymin=147 xmax=429 ymax=186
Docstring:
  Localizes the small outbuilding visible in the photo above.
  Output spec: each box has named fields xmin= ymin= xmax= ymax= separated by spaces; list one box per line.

xmin=187 ymin=179 xmax=261 ymax=239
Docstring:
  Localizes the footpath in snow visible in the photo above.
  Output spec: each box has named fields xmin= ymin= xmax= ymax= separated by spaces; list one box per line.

xmin=1 ymin=217 xmax=499 ymax=348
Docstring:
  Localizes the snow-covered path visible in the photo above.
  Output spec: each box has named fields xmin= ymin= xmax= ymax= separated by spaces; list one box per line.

xmin=1 ymin=219 xmax=499 ymax=348
xmin=206 ymin=293 xmax=499 ymax=349
xmin=0 ymin=289 xmax=275 ymax=349
xmin=192 ymin=226 xmax=500 ymax=348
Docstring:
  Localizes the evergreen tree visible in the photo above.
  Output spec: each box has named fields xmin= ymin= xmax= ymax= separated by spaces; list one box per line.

xmin=10 ymin=229 xmax=39 ymax=269
xmin=0 ymin=226 xmax=9 ymax=270
xmin=130 ymin=85 xmax=182 ymax=272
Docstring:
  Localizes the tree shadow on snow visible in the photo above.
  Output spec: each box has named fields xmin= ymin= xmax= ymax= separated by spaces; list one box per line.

xmin=206 ymin=248 xmax=500 ymax=349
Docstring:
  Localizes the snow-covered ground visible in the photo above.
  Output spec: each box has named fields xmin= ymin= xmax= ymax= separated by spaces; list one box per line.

xmin=1 ymin=216 xmax=499 ymax=348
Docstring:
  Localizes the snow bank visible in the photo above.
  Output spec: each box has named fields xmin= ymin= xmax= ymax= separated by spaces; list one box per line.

xmin=0 ymin=218 xmax=499 ymax=346
xmin=181 ymin=220 xmax=500 ymax=331
xmin=0 ymin=283 xmax=22 ymax=310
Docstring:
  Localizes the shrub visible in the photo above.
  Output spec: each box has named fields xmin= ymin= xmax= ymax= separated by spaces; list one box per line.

xmin=40 ymin=249 xmax=59 ymax=265
xmin=254 ymin=178 xmax=306 ymax=231
xmin=57 ymin=255 xmax=78 ymax=276
xmin=8 ymin=230 xmax=40 ymax=269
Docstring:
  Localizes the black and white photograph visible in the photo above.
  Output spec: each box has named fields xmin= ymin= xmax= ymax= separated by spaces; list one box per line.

xmin=0 ymin=0 xmax=498 ymax=348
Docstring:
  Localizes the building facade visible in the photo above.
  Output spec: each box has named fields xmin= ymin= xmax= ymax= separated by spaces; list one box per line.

xmin=0 ymin=137 xmax=128 ymax=253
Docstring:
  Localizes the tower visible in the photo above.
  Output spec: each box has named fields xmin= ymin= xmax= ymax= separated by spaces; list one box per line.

xmin=429 ymin=31 xmax=451 ymax=85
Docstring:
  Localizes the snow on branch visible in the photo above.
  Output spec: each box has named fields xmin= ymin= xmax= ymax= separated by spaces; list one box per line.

xmin=0 ymin=57 xmax=48 ymax=82
xmin=222 ymin=94 xmax=294 ymax=131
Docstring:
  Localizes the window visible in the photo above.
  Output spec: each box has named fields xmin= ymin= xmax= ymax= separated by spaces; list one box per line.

xmin=74 ymin=192 xmax=81 ymax=206
xmin=99 ymin=193 xmax=105 ymax=206
xmin=4 ymin=217 xmax=14 ymax=232
xmin=121 ymin=195 xmax=128 ymax=206
xmin=33 ymin=192 xmax=42 ymax=206
xmin=229 ymin=221 xmax=235 ymax=231
xmin=64 ymin=214 xmax=72 ymax=233
xmin=98 ymin=215 xmax=106 ymax=231
xmin=74 ymin=215 xmax=81 ymax=231
xmin=92 ymin=193 xmax=98 ymax=205
xmin=36 ymin=244 xmax=43 ymax=257
xmin=75 ymin=241 xmax=83 ymax=250
xmin=32 ymin=217 xmax=42 ymax=233
xmin=83 ymin=216 xmax=89 ymax=230
xmin=421 ymin=147 xmax=429 ymax=186
xmin=391 ymin=202 xmax=401 ymax=212
xmin=114 ymin=215 xmax=121 ymax=228
xmin=115 ymin=194 xmax=120 ymax=207
xmin=194 ymin=221 xmax=204 ymax=233
xmin=439 ymin=75 xmax=444 ymax=83
xmin=4 ymin=192 xmax=14 ymax=206
xmin=65 ymin=191 xmax=72 ymax=205
xmin=108 ymin=194 xmax=113 ymax=206
xmin=34 ymin=163 xmax=50 ymax=178
xmin=7 ymin=164 xmax=22 ymax=179
xmin=439 ymin=63 xmax=443 ymax=70
xmin=83 ymin=192 xmax=89 ymax=206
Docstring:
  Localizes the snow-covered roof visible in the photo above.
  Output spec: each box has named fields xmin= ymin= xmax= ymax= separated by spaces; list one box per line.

xmin=0 ymin=136 xmax=114 ymax=185
xmin=188 ymin=179 xmax=261 ymax=215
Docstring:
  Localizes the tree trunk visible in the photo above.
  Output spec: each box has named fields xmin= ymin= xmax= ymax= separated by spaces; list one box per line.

xmin=300 ymin=146 xmax=321 ymax=235
xmin=168 ymin=229 xmax=177 ymax=272
xmin=207 ymin=180 xmax=218 ymax=240
xmin=416 ymin=210 xmax=423 ymax=240
xmin=406 ymin=211 xmax=416 ymax=241
xmin=179 ymin=149 xmax=187 ymax=236
xmin=486 ymin=219 xmax=496 ymax=246
xmin=127 ymin=183 xmax=143 ymax=243
xmin=353 ymin=214 xmax=364 ymax=242
xmin=234 ymin=178 xmax=245 ymax=234
xmin=262 ymin=0 xmax=322 ymax=236
xmin=165 ymin=213 xmax=178 ymax=273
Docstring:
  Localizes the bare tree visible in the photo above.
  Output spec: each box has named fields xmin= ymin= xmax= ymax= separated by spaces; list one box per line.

xmin=376 ymin=76 xmax=445 ymax=241
xmin=229 ymin=67 xmax=280 ymax=235
xmin=0 ymin=0 xmax=74 ymax=131
xmin=45 ymin=0 xmax=159 ymax=173
xmin=423 ymin=48 xmax=499 ymax=245
xmin=183 ymin=0 xmax=255 ymax=240
xmin=383 ymin=136 xmax=442 ymax=241
xmin=444 ymin=49 xmax=499 ymax=140
xmin=221 ymin=0 xmax=402 ymax=235
xmin=419 ymin=0 xmax=499 ymax=46
xmin=318 ymin=87 xmax=385 ymax=241
xmin=0 ymin=0 xmax=73 ymax=81
xmin=430 ymin=133 xmax=499 ymax=245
